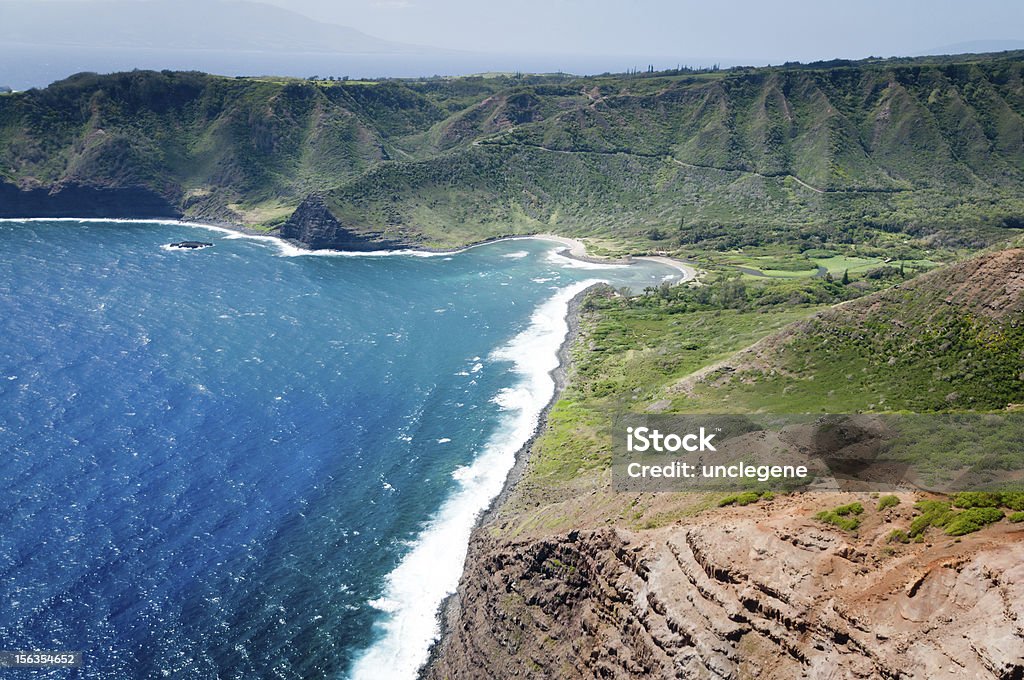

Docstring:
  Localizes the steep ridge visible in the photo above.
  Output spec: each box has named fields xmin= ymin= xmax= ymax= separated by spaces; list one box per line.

xmin=429 ymin=498 xmax=1023 ymax=679
xmin=2 ymin=54 xmax=1024 ymax=248
xmin=428 ymin=247 xmax=1024 ymax=679
xmin=672 ymin=248 xmax=1024 ymax=412
xmin=0 ymin=71 xmax=390 ymax=226
xmin=279 ymin=194 xmax=417 ymax=250
xmin=317 ymin=55 xmax=1024 ymax=247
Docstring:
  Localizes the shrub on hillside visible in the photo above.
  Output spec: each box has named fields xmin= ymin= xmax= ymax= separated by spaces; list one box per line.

xmin=944 ymin=507 xmax=1004 ymax=536
xmin=877 ymin=495 xmax=900 ymax=511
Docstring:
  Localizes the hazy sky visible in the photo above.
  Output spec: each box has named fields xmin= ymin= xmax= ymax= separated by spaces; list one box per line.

xmin=18 ymin=0 xmax=1024 ymax=63
xmin=257 ymin=0 xmax=1024 ymax=62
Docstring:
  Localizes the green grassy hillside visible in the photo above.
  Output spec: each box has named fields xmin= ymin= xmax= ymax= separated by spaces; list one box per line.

xmin=0 ymin=71 xmax=396 ymax=224
xmin=318 ymin=53 xmax=1024 ymax=249
xmin=673 ymin=248 xmax=1024 ymax=412
xmin=507 ymin=245 xmax=1024 ymax=531
xmin=2 ymin=53 xmax=1024 ymax=249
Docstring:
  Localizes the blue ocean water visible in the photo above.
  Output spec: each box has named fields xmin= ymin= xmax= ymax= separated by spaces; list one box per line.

xmin=0 ymin=220 xmax=680 ymax=679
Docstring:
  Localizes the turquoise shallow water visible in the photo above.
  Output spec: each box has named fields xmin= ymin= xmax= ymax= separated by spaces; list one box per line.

xmin=0 ymin=220 xmax=679 ymax=678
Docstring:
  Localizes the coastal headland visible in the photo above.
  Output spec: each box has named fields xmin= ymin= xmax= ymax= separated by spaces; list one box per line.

xmin=3 ymin=49 xmax=1024 ymax=678
xmin=425 ymin=245 xmax=1024 ymax=679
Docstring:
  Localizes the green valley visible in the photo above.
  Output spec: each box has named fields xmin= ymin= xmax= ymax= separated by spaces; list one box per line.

xmin=3 ymin=51 xmax=1024 ymax=259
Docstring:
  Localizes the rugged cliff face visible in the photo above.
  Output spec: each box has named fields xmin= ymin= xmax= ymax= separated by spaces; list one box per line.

xmin=0 ymin=182 xmax=180 ymax=219
xmin=428 ymin=246 xmax=1024 ymax=679
xmin=279 ymin=195 xmax=414 ymax=251
xmin=428 ymin=494 xmax=1024 ymax=679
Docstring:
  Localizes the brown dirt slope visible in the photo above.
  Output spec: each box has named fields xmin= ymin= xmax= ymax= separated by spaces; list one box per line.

xmin=429 ymin=493 xmax=1024 ymax=679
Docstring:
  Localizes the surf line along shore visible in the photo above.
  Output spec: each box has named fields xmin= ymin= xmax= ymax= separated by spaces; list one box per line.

xmin=347 ymin=277 xmax=617 ymax=679
xmin=1 ymin=217 xmax=695 ymax=678
xmin=0 ymin=218 xmax=698 ymax=280
xmin=217 ymin=220 xmax=700 ymax=280
xmin=170 ymin=222 xmax=695 ymax=678
xmin=421 ymin=280 xmax=598 ymax=678
xmin=413 ymin=239 xmax=702 ymax=679
xmin=187 ymin=215 xmax=699 ymax=278
xmin=514 ymin=233 xmax=698 ymax=279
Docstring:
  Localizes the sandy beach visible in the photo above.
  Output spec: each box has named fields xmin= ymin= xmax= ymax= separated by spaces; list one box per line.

xmin=3 ymin=218 xmax=698 ymax=282
xmin=516 ymin=233 xmax=697 ymax=281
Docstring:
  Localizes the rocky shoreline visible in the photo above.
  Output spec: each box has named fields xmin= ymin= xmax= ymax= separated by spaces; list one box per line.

xmin=1 ymin=214 xmax=702 ymax=678
xmin=0 ymin=194 xmax=698 ymax=277
xmin=422 ymin=283 xmax=602 ymax=677
xmin=425 ymin=493 xmax=1024 ymax=679
xmin=420 ymin=251 xmax=1024 ymax=679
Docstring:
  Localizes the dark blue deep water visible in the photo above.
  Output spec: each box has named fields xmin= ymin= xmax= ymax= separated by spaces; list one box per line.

xmin=0 ymin=220 xmax=679 ymax=679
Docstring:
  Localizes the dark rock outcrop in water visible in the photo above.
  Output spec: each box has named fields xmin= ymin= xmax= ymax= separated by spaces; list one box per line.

xmin=168 ymin=241 xmax=212 ymax=249
xmin=280 ymin=194 xmax=412 ymax=251
xmin=0 ymin=182 xmax=180 ymax=219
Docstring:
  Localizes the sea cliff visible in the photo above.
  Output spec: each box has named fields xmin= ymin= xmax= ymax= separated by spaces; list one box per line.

xmin=427 ymin=503 xmax=1023 ymax=678
xmin=0 ymin=182 xmax=180 ymax=219
xmin=425 ymin=248 xmax=1024 ymax=679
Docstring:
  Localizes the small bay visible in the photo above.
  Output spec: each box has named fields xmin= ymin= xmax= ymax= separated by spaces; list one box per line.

xmin=0 ymin=219 xmax=679 ymax=678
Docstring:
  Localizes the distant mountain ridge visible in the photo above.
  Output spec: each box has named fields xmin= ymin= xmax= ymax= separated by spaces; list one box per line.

xmin=923 ymin=40 xmax=1024 ymax=57
xmin=0 ymin=0 xmax=425 ymax=53
xmin=1 ymin=51 xmax=1024 ymax=250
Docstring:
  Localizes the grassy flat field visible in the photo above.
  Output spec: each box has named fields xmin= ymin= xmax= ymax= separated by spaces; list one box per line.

xmin=702 ymin=246 xmax=942 ymax=279
xmin=527 ymin=295 xmax=827 ymax=485
xmin=522 ymin=244 xmax=1024 ymax=495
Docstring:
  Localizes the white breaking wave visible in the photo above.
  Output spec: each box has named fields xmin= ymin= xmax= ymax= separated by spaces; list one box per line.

xmin=1 ymin=219 xmax=630 ymax=268
xmin=502 ymin=250 xmax=530 ymax=259
xmin=347 ymin=278 xmax=603 ymax=680
xmin=544 ymin=249 xmax=629 ymax=270
xmin=0 ymin=217 xmax=452 ymax=258
xmin=1 ymin=220 xmax=650 ymax=274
